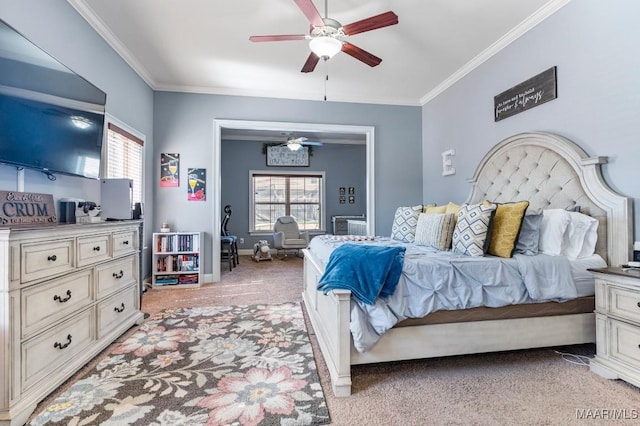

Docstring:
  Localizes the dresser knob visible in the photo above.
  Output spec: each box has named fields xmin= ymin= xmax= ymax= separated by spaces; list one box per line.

xmin=93 ymin=246 xmax=101 ymax=251
xmin=123 ymin=240 xmax=129 ymax=245
xmin=53 ymin=290 xmax=72 ymax=303
xmin=637 ymin=302 xmax=640 ymax=308
xmin=47 ymin=255 xmax=57 ymax=262
xmin=112 ymin=270 xmax=124 ymax=279
xmin=114 ymin=303 xmax=125 ymax=313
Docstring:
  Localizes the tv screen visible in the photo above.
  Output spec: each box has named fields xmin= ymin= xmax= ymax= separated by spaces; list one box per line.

xmin=0 ymin=92 xmax=104 ymax=179
xmin=0 ymin=19 xmax=106 ymax=179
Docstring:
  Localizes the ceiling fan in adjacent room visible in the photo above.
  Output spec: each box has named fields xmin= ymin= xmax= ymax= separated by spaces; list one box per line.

xmin=249 ymin=0 xmax=398 ymax=73
xmin=282 ymin=136 xmax=324 ymax=151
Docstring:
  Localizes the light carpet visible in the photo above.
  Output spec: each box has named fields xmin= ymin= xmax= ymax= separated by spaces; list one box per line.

xmin=29 ymin=302 xmax=330 ymax=426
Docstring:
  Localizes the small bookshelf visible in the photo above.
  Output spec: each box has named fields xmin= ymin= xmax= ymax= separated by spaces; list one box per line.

xmin=152 ymin=231 xmax=203 ymax=288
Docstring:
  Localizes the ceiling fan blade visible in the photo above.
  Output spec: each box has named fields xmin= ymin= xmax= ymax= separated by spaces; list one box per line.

xmin=301 ymin=52 xmax=320 ymax=73
xmin=293 ymin=0 xmax=324 ymax=27
xmin=249 ymin=34 xmax=307 ymax=42
xmin=342 ymin=11 xmax=398 ymax=36
xmin=341 ymin=42 xmax=382 ymax=67
xmin=302 ymin=141 xmax=324 ymax=146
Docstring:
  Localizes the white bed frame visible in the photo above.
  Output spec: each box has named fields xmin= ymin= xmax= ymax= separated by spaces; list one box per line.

xmin=302 ymin=132 xmax=632 ymax=397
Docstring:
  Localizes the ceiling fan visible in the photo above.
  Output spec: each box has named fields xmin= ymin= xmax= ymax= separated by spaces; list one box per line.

xmin=283 ymin=136 xmax=324 ymax=151
xmin=249 ymin=0 xmax=398 ymax=73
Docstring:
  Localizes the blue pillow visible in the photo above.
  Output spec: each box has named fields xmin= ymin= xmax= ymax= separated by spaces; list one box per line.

xmin=514 ymin=214 xmax=543 ymax=255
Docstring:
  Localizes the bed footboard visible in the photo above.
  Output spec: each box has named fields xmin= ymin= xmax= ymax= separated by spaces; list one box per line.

xmin=302 ymin=248 xmax=353 ymax=396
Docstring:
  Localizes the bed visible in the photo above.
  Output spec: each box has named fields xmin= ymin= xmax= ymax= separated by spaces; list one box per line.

xmin=302 ymin=131 xmax=632 ymax=397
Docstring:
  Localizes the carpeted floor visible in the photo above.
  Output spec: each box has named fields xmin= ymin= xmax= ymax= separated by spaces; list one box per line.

xmin=30 ymin=255 xmax=640 ymax=425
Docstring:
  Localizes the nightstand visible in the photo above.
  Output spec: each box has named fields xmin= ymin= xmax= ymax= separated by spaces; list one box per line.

xmin=588 ymin=267 xmax=640 ymax=387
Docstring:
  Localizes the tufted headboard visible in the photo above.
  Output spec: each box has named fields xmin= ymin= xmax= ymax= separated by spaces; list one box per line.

xmin=466 ymin=132 xmax=632 ymax=267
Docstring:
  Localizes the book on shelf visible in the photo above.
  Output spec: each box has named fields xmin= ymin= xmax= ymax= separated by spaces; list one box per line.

xmin=156 ymin=233 xmax=200 ymax=253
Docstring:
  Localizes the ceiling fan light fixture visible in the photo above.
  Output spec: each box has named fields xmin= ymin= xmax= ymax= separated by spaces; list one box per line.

xmin=287 ymin=141 xmax=303 ymax=151
xmin=309 ymin=36 xmax=342 ymax=59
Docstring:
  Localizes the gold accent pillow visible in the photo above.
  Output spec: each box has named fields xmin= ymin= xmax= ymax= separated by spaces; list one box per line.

xmin=424 ymin=205 xmax=447 ymax=214
xmin=445 ymin=202 xmax=461 ymax=227
xmin=483 ymin=200 xmax=530 ymax=258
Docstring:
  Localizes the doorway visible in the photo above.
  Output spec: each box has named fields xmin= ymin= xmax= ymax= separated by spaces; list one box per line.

xmin=212 ymin=119 xmax=375 ymax=282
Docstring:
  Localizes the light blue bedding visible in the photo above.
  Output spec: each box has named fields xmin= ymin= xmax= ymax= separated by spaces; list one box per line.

xmin=308 ymin=235 xmax=581 ymax=352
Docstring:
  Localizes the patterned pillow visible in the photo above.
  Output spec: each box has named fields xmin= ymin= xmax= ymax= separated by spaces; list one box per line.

xmin=414 ymin=213 xmax=456 ymax=251
xmin=452 ymin=203 xmax=497 ymax=256
xmin=391 ymin=205 xmax=423 ymax=242
xmin=484 ymin=200 xmax=529 ymax=258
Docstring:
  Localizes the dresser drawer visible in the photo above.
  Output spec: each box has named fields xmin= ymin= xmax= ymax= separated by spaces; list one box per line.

xmin=77 ymin=233 xmax=111 ymax=267
xmin=21 ymin=269 xmax=93 ymax=338
xmin=609 ymin=286 xmax=640 ymax=323
xmin=21 ymin=238 xmax=74 ymax=283
xmin=113 ymin=230 xmax=137 ymax=257
xmin=95 ymin=256 xmax=136 ymax=298
xmin=22 ymin=308 xmax=95 ymax=392
xmin=97 ymin=285 xmax=137 ymax=339
xmin=609 ymin=318 xmax=640 ymax=368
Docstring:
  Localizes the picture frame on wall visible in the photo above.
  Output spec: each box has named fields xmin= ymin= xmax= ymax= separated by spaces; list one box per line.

xmin=160 ymin=153 xmax=180 ymax=187
xmin=266 ymin=145 xmax=309 ymax=167
xmin=187 ymin=168 xmax=206 ymax=201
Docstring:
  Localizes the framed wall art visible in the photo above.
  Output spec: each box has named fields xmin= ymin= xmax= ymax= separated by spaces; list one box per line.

xmin=266 ymin=145 xmax=309 ymax=167
xmin=160 ymin=153 xmax=180 ymax=187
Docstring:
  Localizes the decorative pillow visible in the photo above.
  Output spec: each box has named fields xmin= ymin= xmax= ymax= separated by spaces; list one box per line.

xmin=422 ymin=203 xmax=437 ymax=213
xmin=391 ymin=205 xmax=423 ymax=242
xmin=423 ymin=205 xmax=447 ymax=214
xmin=445 ymin=201 xmax=461 ymax=219
xmin=452 ymin=203 xmax=497 ymax=257
xmin=514 ymin=214 xmax=543 ymax=256
xmin=563 ymin=211 xmax=599 ymax=258
xmin=483 ymin=200 xmax=529 ymax=258
xmin=414 ymin=213 xmax=456 ymax=251
xmin=538 ymin=209 xmax=572 ymax=256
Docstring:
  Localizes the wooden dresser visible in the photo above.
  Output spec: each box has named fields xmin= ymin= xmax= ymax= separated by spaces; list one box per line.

xmin=0 ymin=221 xmax=145 ymax=426
xmin=589 ymin=267 xmax=640 ymax=388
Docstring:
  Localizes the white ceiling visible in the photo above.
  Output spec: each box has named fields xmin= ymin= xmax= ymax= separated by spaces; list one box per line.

xmin=69 ymin=0 xmax=568 ymax=106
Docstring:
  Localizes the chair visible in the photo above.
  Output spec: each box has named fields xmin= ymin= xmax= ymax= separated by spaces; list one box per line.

xmin=273 ymin=216 xmax=309 ymax=259
xmin=221 ymin=205 xmax=239 ymax=271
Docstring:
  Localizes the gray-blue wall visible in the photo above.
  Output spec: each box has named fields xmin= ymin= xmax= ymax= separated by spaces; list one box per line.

xmin=153 ymin=92 xmax=422 ymax=273
xmin=422 ymin=0 xmax=640 ymax=241
xmin=221 ymin=140 xmax=366 ymax=249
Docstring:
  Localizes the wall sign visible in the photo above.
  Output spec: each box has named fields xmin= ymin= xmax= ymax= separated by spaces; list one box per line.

xmin=266 ymin=146 xmax=309 ymax=167
xmin=494 ymin=66 xmax=557 ymax=122
xmin=0 ymin=191 xmax=56 ymax=226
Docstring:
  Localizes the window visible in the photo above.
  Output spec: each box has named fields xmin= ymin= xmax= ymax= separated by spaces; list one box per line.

xmin=103 ymin=119 xmax=144 ymax=204
xmin=250 ymin=171 xmax=325 ymax=232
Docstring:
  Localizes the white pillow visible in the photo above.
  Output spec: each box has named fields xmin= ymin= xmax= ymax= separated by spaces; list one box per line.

xmin=563 ymin=211 xmax=598 ymax=258
xmin=414 ymin=213 xmax=456 ymax=251
xmin=539 ymin=209 xmax=572 ymax=256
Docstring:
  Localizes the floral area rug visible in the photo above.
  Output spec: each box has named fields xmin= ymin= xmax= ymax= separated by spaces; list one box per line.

xmin=29 ymin=303 xmax=331 ymax=426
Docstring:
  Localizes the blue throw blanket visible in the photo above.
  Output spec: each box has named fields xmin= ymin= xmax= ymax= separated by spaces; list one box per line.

xmin=317 ymin=243 xmax=406 ymax=305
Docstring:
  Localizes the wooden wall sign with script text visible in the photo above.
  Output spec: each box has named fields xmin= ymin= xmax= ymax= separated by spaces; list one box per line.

xmin=494 ymin=66 xmax=557 ymax=122
xmin=0 ymin=191 xmax=57 ymax=226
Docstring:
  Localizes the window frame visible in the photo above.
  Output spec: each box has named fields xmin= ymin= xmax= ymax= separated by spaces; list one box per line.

xmin=101 ymin=114 xmax=146 ymax=205
xmin=249 ymin=170 xmax=326 ymax=234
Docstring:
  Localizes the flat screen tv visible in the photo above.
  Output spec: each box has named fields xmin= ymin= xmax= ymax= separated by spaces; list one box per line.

xmin=0 ymin=19 xmax=106 ymax=179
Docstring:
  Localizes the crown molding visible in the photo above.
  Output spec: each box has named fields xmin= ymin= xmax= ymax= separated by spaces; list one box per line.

xmin=67 ymin=0 xmax=157 ymax=89
xmin=419 ymin=0 xmax=571 ymax=105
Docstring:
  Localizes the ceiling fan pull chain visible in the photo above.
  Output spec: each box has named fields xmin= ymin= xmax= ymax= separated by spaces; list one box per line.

xmin=324 ymin=60 xmax=329 ymax=101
